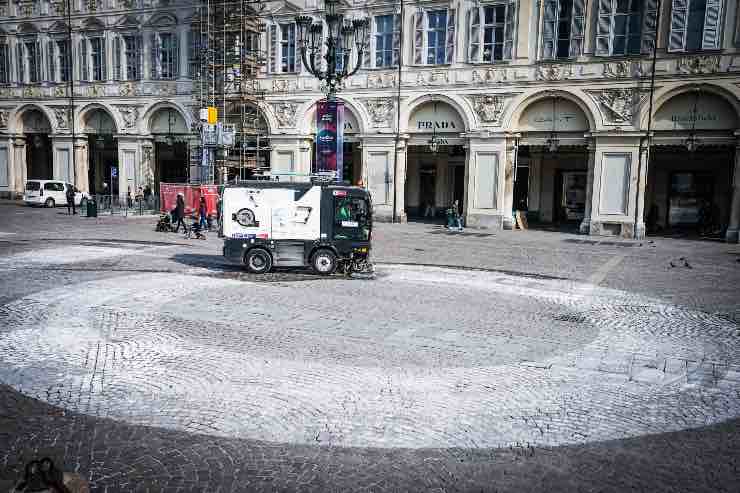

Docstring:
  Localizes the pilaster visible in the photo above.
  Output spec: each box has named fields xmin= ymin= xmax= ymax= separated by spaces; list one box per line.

xmin=725 ymin=136 xmax=740 ymax=243
xmin=579 ymin=138 xmax=597 ymax=234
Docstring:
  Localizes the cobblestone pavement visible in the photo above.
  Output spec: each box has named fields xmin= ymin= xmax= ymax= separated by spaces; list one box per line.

xmin=1 ymin=201 xmax=740 ymax=492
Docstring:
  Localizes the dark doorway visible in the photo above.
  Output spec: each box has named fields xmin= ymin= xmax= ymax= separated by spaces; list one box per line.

xmin=155 ymin=141 xmax=188 ymax=189
xmin=513 ymin=166 xmax=530 ymax=212
xmin=25 ymin=134 xmax=53 ymax=180
xmin=88 ymin=135 xmax=118 ymax=195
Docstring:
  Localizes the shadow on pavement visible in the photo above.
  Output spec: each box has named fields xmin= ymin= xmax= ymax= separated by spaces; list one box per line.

xmin=170 ymin=253 xmax=243 ymax=272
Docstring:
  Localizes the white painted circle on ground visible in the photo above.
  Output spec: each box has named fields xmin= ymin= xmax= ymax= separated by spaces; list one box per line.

xmin=0 ymin=264 xmax=738 ymax=449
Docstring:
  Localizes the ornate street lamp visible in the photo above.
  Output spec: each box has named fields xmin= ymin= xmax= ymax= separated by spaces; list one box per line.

xmin=545 ymin=97 xmax=559 ymax=153
xmin=295 ymin=0 xmax=369 ymax=99
xmin=684 ymin=89 xmax=702 ymax=153
xmin=428 ymin=102 xmax=440 ymax=153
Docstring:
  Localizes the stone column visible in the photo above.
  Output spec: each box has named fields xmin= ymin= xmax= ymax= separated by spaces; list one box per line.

xmin=633 ymin=138 xmax=650 ymax=239
xmin=73 ymin=137 xmax=89 ymax=193
xmin=116 ymin=135 xmax=141 ymax=202
xmin=579 ymin=138 xmax=597 ymax=234
xmin=394 ymin=138 xmax=407 ymax=223
xmin=12 ymin=136 xmax=27 ymax=196
xmin=178 ymin=25 xmax=189 ymax=80
xmin=725 ymin=139 xmax=740 ymax=243
xmin=502 ymin=136 xmax=517 ymax=229
xmin=140 ymin=139 xmax=155 ymax=190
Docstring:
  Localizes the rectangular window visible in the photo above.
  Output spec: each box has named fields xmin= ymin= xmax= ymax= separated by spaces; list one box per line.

xmin=188 ymin=30 xmax=200 ymax=78
xmin=57 ymin=39 xmax=70 ymax=82
xmin=280 ymin=23 xmax=296 ymax=72
xmin=542 ymin=0 xmax=586 ymax=59
xmin=468 ymin=2 xmax=516 ymax=62
xmin=375 ymin=14 xmax=399 ymax=68
xmin=0 ymin=44 xmax=8 ymax=84
xmin=426 ymin=10 xmax=447 ymax=64
xmin=669 ymin=0 xmax=723 ymax=51
xmin=595 ymin=0 xmax=643 ymax=56
xmin=90 ymin=37 xmax=104 ymax=81
xmin=160 ymin=33 xmax=177 ymax=79
xmin=25 ymin=42 xmax=40 ymax=83
xmin=124 ymin=35 xmax=142 ymax=80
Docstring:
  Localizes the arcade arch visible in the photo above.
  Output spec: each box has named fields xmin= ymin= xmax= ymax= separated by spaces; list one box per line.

xmin=82 ymin=108 xmax=118 ymax=195
xmin=405 ymin=99 xmax=468 ymax=221
xmin=149 ymin=107 xmax=189 ymax=188
xmin=513 ymin=95 xmax=593 ymax=225
xmin=646 ymin=89 xmax=739 ymax=236
xmin=18 ymin=108 xmax=53 ymax=182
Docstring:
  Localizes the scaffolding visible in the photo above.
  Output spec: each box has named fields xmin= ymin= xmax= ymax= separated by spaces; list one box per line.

xmin=190 ymin=0 xmax=268 ymax=184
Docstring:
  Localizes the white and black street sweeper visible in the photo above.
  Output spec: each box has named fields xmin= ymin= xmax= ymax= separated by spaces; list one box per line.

xmin=221 ymin=180 xmax=374 ymax=277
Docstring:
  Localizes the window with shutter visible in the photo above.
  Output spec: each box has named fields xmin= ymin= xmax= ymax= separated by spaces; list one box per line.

xmin=669 ymin=0 xmax=723 ymax=51
xmin=595 ymin=0 xmax=612 ymax=55
xmin=595 ymin=0 xmax=643 ymax=56
xmin=17 ymin=44 xmax=24 ymax=84
xmin=542 ymin=0 xmax=557 ymax=59
xmin=701 ymin=0 xmax=721 ymax=49
xmin=80 ymin=38 xmax=88 ymax=81
xmin=280 ymin=23 xmax=296 ymax=73
xmin=569 ymin=0 xmax=585 ymax=57
xmin=0 ymin=44 xmax=9 ymax=84
xmin=668 ymin=0 xmax=689 ymax=51
xmin=445 ymin=9 xmax=456 ymax=64
xmin=47 ymin=40 xmax=55 ymax=82
xmin=57 ymin=40 xmax=70 ymax=83
xmin=392 ymin=13 xmax=401 ymax=66
xmin=113 ymin=36 xmax=121 ymax=80
xmin=426 ymin=10 xmax=447 ymax=64
xmin=641 ymin=0 xmax=659 ymax=53
xmin=172 ymin=33 xmax=179 ymax=78
xmin=469 ymin=2 xmax=516 ymax=63
xmin=469 ymin=8 xmax=480 ymax=62
xmin=413 ymin=12 xmax=423 ymax=65
xmin=90 ymin=37 xmax=103 ymax=81
xmin=375 ymin=14 xmax=396 ymax=68
xmin=269 ymin=24 xmax=277 ymax=73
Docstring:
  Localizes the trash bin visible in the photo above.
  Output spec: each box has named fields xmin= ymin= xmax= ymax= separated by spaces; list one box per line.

xmin=86 ymin=199 xmax=97 ymax=218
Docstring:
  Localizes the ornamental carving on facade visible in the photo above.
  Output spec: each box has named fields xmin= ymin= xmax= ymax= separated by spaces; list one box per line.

xmin=23 ymin=86 xmax=41 ymax=98
xmin=88 ymin=84 xmax=104 ymax=97
xmin=53 ymin=85 xmax=67 ymax=97
xmin=87 ymin=0 xmax=99 ymax=12
xmin=119 ymin=82 xmax=136 ymax=96
xmin=467 ymin=94 xmax=508 ymax=125
xmin=52 ymin=107 xmax=70 ymax=129
xmin=52 ymin=1 xmax=66 ymax=14
xmin=156 ymin=83 xmax=176 ymax=96
xmin=535 ymin=64 xmax=571 ymax=81
xmin=589 ymin=88 xmax=636 ymax=124
xmin=17 ymin=1 xmax=34 ymax=16
xmin=677 ymin=55 xmax=721 ymax=75
xmin=416 ymin=71 xmax=449 ymax=86
xmin=367 ymin=73 xmax=396 ymax=89
xmin=271 ymin=102 xmax=298 ymax=127
xmin=472 ymin=68 xmax=507 ymax=84
xmin=602 ymin=60 xmax=643 ymax=78
xmin=362 ymin=98 xmax=395 ymax=127
xmin=272 ymin=79 xmax=297 ymax=93
xmin=117 ymin=106 xmax=139 ymax=131
xmin=0 ymin=110 xmax=9 ymax=129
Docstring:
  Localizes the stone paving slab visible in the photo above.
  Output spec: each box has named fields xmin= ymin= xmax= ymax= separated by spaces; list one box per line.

xmin=0 ymin=204 xmax=739 ymax=491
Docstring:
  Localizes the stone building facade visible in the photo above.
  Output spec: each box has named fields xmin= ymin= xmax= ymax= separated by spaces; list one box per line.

xmin=1 ymin=0 xmax=740 ymax=241
xmin=256 ymin=0 xmax=740 ymax=241
xmin=0 ymin=0 xmax=196 ymax=201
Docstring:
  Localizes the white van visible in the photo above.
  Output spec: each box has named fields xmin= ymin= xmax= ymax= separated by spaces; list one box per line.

xmin=24 ymin=180 xmax=90 ymax=208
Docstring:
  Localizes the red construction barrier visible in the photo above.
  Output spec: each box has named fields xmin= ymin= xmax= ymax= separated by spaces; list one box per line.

xmin=159 ymin=183 xmax=218 ymax=217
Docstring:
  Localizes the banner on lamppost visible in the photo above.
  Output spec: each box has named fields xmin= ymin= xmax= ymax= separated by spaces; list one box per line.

xmin=315 ymin=100 xmax=344 ymax=181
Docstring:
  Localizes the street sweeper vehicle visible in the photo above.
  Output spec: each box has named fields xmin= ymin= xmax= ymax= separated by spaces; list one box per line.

xmin=221 ymin=181 xmax=374 ymax=276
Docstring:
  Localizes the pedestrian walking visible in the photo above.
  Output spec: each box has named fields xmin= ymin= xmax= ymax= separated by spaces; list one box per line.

xmin=446 ymin=200 xmax=463 ymax=232
xmin=127 ymin=187 xmax=133 ymax=209
xmin=199 ymin=196 xmax=207 ymax=232
xmin=102 ymin=182 xmax=109 ymax=209
xmin=65 ymin=184 xmax=76 ymax=215
xmin=173 ymin=193 xmax=186 ymax=233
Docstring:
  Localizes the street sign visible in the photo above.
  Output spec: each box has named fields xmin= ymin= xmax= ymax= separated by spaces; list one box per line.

xmin=110 ymin=167 xmax=118 ymax=178
xmin=207 ymin=107 xmax=218 ymax=124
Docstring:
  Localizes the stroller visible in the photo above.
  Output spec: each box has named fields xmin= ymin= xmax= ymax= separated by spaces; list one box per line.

xmin=155 ymin=213 xmax=174 ymax=232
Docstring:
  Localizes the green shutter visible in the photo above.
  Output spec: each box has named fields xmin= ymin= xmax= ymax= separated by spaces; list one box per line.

xmin=445 ymin=8 xmax=456 ymax=63
xmin=469 ymin=7 xmax=480 ymax=62
xmin=702 ymin=0 xmax=722 ymax=49
xmin=668 ymin=0 xmax=689 ymax=52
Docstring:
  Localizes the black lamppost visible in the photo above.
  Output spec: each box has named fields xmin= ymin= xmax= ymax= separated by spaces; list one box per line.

xmin=295 ymin=0 xmax=369 ymax=99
